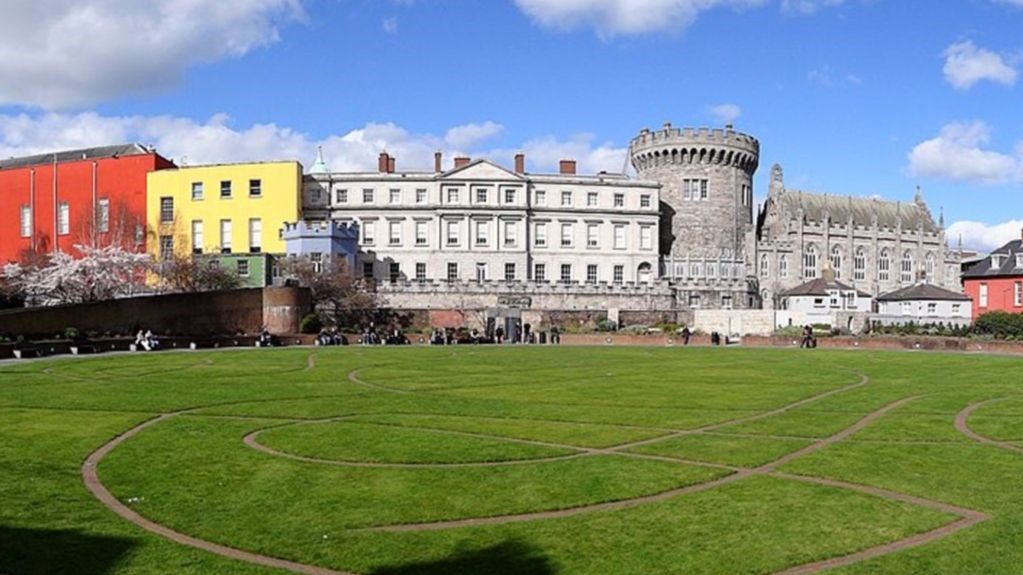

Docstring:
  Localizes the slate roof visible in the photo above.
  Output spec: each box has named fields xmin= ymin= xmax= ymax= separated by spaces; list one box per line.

xmin=782 ymin=277 xmax=871 ymax=298
xmin=877 ymin=283 xmax=970 ymax=302
xmin=774 ymin=189 xmax=938 ymax=232
xmin=961 ymin=240 xmax=1023 ymax=279
xmin=0 ymin=144 xmax=151 ymax=170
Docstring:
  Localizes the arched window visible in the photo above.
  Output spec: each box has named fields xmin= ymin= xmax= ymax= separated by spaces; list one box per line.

xmin=925 ymin=253 xmax=935 ymax=281
xmin=637 ymin=262 xmax=652 ymax=284
xmin=854 ymin=247 xmax=866 ymax=281
xmin=760 ymin=254 xmax=770 ymax=279
xmin=878 ymin=248 xmax=891 ymax=282
xmin=901 ymin=251 xmax=914 ymax=283
xmin=830 ymin=245 xmax=843 ymax=279
xmin=803 ymin=245 xmax=818 ymax=279
xmin=779 ymin=255 xmax=789 ymax=279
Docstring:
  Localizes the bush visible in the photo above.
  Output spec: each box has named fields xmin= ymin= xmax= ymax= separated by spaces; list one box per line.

xmin=596 ymin=319 xmax=618 ymax=332
xmin=299 ymin=313 xmax=322 ymax=334
xmin=974 ymin=311 xmax=1023 ymax=339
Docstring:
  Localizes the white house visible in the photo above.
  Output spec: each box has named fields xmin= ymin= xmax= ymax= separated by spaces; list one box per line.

xmin=874 ymin=283 xmax=972 ymax=327
xmin=777 ymin=274 xmax=872 ymax=330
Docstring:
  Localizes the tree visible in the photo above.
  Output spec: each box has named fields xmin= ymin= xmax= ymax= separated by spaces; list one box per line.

xmin=2 ymin=244 xmax=151 ymax=306
xmin=151 ymin=255 xmax=242 ymax=293
xmin=277 ymin=255 xmax=379 ymax=329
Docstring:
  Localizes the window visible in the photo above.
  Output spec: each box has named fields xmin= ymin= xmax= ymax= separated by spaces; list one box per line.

xmin=803 ymin=245 xmax=818 ymax=279
xmin=219 ymin=219 xmax=232 ymax=253
xmin=504 ymin=221 xmax=516 ymax=246
xmin=831 ymin=245 xmax=842 ymax=279
xmin=249 ymin=218 xmax=262 ymax=252
xmin=613 ymin=265 xmax=624 ymax=284
xmin=925 ymin=253 xmax=935 ymax=280
xmin=587 ymin=224 xmax=599 ymax=248
xmin=690 ymin=262 xmax=702 ymax=278
xmin=504 ymin=263 xmax=516 ymax=281
xmin=220 ymin=180 xmax=232 ymax=199
xmin=879 ymin=249 xmax=891 ymax=282
xmin=901 ymin=251 xmax=914 ymax=283
xmin=560 ymin=223 xmax=573 ymax=247
xmin=613 ymin=193 xmax=624 ymax=207
xmin=684 ymin=179 xmax=709 ymax=200
xmin=19 ymin=205 xmax=31 ymax=238
xmin=587 ymin=192 xmax=597 ymax=207
xmin=159 ymin=235 xmax=173 ymax=261
xmin=779 ymin=255 xmax=789 ymax=279
xmin=854 ymin=248 xmax=866 ymax=281
xmin=191 ymin=220 xmax=203 ymax=254
xmin=237 ymin=260 xmax=250 ymax=277
xmin=389 ymin=263 xmax=400 ymax=283
xmin=926 ymin=302 xmax=937 ymax=315
xmin=160 ymin=197 xmax=174 ymax=223
xmin=362 ymin=220 xmax=375 ymax=245
xmin=760 ymin=254 xmax=770 ymax=278
xmin=535 ymin=190 xmax=546 ymax=206
xmin=560 ymin=264 xmax=572 ymax=284
xmin=389 ymin=221 xmax=402 ymax=246
xmin=415 ymin=263 xmax=426 ymax=283
xmin=191 ymin=182 xmax=203 ymax=200
xmin=134 ymin=224 xmax=144 ymax=247
xmin=640 ymin=194 xmax=651 ymax=208
xmin=447 ymin=262 xmax=459 ymax=281
xmin=446 ymin=187 xmax=459 ymax=203
xmin=475 ymin=263 xmax=487 ymax=282
xmin=742 ymin=185 xmax=750 ymax=207
xmin=311 ymin=189 xmax=322 ymax=203
xmin=979 ymin=283 xmax=989 ymax=307
xmin=722 ymin=295 xmax=733 ymax=310
xmin=311 ymin=254 xmax=324 ymax=274
xmin=57 ymin=202 xmax=70 ymax=235
xmin=561 ymin=191 xmax=572 ymax=207
xmin=476 ymin=188 xmax=488 ymax=203
xmin=534 ymin=263 xmax=546 ymax=282
xmin=535 ymin=223 xmax=547 ymax=247
xmin=699 ymin=180 xmax=708 ymax=200
xmin=688 ymin=294 xmax=701 ymax=308
xmin=415 ymin=221 xmax=428 ymax=246
xmin=249 ymin=179 xmax=262 ymax=197
xmin=389 ymin=189 xmax=401 ymax=204
xmin=682 ymin=180 xmax=692 ymax=201
xmin=1016 ymin=282 xmax=1023 ymax=307
xmin=587 ymin=264 xmax=598 ymax=284
xmin=613 ymin=224 xmax=626 ymax=249
xmin=446 ymin=221 xmax=459 ymax=246
xmin=504 ymin=189 xmax=515 ymax=204
xmin=95 ymin=198 xmax=110 ymax=234
xmin=415 ymin=188 xmax=427 ymax=204
xmin=953 ymin=303 xmax=962 ymax=314
xmin=363 ymin=189 xmax=374 ymax=203
xmin=362 ymin=261 xmax=374 ymax=279
xmin=336 ymin=189 xmax=348 ymax=204
xmin=475 ymin=220 xmax=489 ymax=246
xmin=640 ymin=226 xmax=652 ymax=250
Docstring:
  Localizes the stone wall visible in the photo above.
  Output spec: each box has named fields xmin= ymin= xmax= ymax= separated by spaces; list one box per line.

xmin=0 ymin=287 xmax=311 ymax=339
xmin=693 ymin=309 xmax=777 ymax=336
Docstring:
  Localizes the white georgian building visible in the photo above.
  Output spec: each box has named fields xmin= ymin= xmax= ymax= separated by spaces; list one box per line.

xmin=300 ymin=152 xmax=661 ymax=287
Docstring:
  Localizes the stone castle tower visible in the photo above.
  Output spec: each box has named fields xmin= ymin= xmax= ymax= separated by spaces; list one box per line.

xmin=629 ymin=123 xmax=761 ymax=308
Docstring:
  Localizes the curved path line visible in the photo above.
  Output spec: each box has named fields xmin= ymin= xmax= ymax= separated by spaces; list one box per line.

xmin=82 ymin=412 xmax=356 ymax=575
xmin=346 ymin=369 xmax=410 ymax=394
xmin=306 ymin=353 xmax=317 ymax=370
xmin=955 ymin=398 xmax=1023 ymax=454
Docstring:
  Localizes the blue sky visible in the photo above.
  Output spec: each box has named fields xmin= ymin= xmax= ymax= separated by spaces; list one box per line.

xmin=0 ymin=0 xmax=1021 ymax=250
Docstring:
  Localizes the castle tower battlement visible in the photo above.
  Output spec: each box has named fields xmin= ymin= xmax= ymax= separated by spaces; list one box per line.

xmin=629 ymin=123 xmax=759 ymax=176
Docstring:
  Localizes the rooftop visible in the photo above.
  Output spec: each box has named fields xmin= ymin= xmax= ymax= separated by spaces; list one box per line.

xmin=0 ymin=144 xmax=153 ymax=170
xmin=782 ymin=277 xmax=871 ymax=298
xmin=962 ymin=239 xmax=1023 ymax=279
xmin=877 ymin=283 xmax=970 ymax=302
xmin=770 ymin=188 xmax=939 ymax=233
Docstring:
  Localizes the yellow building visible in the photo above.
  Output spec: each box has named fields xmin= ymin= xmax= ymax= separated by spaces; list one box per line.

xmin=146 ymin=161 xmax=302 ymax=260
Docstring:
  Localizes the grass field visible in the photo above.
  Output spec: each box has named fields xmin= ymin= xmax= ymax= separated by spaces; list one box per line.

xmin=2 ymin=346 xmax=1023 ymax=574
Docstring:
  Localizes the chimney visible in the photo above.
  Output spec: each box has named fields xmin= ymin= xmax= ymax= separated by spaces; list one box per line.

xmin=388 ymin=155 xmax=396 ymax=173
xmin=514 ymin=153 xmax=525 ymax=174
xmin=454 ymin=156 xmax=471 ymax=169
xmin=378 ymin=152 xmax=391 ymax=173
xmin=434 ymin=151 xmax=443 ymax=173
xmin=559 ymin=159 xmax=576 ymax=175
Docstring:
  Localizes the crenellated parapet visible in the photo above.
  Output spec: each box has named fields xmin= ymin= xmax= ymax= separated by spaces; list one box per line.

xmin=629 ymin=123 xmax=760 ymax=176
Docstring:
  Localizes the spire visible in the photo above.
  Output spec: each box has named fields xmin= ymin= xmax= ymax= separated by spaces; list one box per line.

xmin=309 ymin=146 xmax=329 ymax=175
xmin=914 ymin=185 xmax=923 ymax=204
xmin=939 ymin=206 xmax=945 ymax=228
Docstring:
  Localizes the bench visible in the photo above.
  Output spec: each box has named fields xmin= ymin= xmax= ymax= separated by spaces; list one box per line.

xmin=12 ymin=346 xmax=42 ymax=359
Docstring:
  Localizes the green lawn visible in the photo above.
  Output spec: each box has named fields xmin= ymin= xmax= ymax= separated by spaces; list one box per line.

xmin=1 ymin=346 xmax=1022 ymax=574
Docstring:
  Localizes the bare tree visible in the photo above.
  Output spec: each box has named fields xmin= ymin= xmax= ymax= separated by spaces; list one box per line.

xmin=278 ymin=255 xmax=379 ymax=329
xmin=152 ymin=255 xmax=242 ymax=293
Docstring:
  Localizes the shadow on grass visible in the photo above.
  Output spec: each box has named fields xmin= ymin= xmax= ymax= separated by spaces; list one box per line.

xmin=0 ymin=526 xmax=136 ymax=575
xmin=368 ymin=540 xmax=557 ymax=575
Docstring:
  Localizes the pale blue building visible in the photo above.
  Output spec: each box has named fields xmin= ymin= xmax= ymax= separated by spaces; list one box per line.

xmin=281 ymin=220 xmax=359 ymax=272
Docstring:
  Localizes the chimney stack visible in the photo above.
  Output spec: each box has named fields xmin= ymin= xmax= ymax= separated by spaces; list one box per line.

xmin=434 ymin=151 xmax=443 ymax=173
xmin=378 ymin=152 xmax=391 ymax=174
xmin=559 ymin=159 xmax=576 ymax=175
xmin=514 ymin=153 xmax=525 ymax=174
xmin=388 ymin=155 xmax=396 ymax=173
xmin=454 ymin=156 xmax=471 ymax=169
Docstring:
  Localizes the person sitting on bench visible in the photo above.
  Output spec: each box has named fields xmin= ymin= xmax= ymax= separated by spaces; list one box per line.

xmin=144 ymin=329 xmax=160 ymax=351
xmin=258 ymin=326 xmax=274 ymax=347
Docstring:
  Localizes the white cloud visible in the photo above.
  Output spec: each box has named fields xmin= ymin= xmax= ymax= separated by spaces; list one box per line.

xmin=513 ymin=0 xmax=767 ymax=37
xmin=708 ymin=104 xmax=742 ymax=124
xmin=781 ymin=0 xmax=843 ymax=14
xmin=942 ymin=41 xmax=1017 ymax=90
xmin=947 ymin=219 xmax=1023 ymax=252
xmin=0 ymin=112 xmax=624 ymax=175
xmin=382 ymin=17 xmax=399 ymax=34
xmin=0 ymin=0 xmax=303 ymax=109
xmin=907 ymin=121 xmax=1022 ymax=184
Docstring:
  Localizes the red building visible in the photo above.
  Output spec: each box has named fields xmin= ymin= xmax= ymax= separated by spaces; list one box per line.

xmin=0 ymin=144 xmax=175 ymax=263
xmin=962 ymin=230 xmax=1023 ymax=318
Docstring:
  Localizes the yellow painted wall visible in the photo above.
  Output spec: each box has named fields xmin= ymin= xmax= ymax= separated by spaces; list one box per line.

xmin=146 ymin=162 xmax=302 ymax=258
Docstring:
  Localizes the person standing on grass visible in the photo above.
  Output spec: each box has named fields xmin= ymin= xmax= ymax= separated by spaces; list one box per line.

xmin=681 ymin=327 xmax=691 ymax=346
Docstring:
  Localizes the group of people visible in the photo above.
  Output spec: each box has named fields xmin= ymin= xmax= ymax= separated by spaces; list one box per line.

xmin=316 ymin=327 xmax=345 ymax=346
xmin=134 ymin=329 xmax=160 ymax=351
xmin=360 ymin=324 xmax=409 ymax=345
xmin=800 ymin=325 xmax=818 ymax=349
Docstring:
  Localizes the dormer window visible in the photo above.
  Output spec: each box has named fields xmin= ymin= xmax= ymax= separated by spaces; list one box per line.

xmin=1016 ymin=253 xmax=1023 ymax=268
xmin=991 ymin=255 xmax=1004 ymax=268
